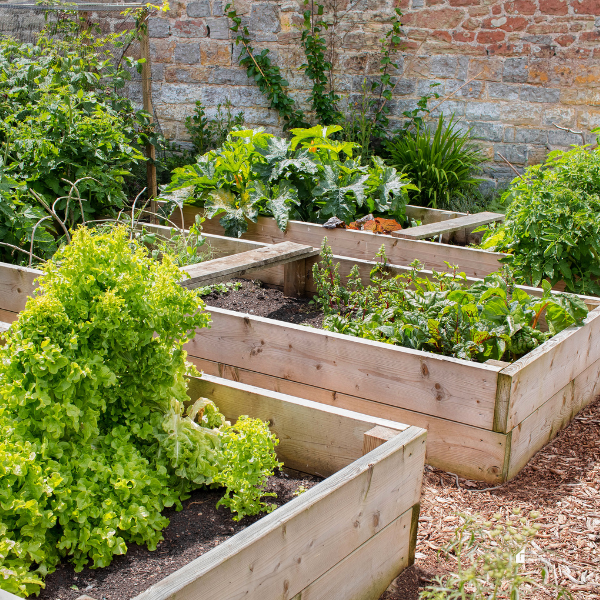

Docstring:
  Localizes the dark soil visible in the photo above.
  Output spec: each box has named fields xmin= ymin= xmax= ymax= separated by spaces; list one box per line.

xmin=40 ymin=471 xmax=320 ymax=600
xmin=204 ymin=279 xmax=324 ymax=328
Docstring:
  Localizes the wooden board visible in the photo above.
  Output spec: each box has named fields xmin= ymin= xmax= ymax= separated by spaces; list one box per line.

xmin=289 ymin=506 xmax=415 ymax=600
xmin=180 ymin=242 xmax=319 ymax=289
xmin=186 ymin=375 xmax=408 ymax=477
xmin=506 ymin=355 xmax=600 ymax=480
xmin=0 ymin=262 xmax=40 ymax=313
xmin=134 ymin=426 xmax=426 ymax=600
xmin=497 ymin=306 xmax=600 ymax=432
xmin=190 ymin=357 xmax=509 ymax=483
xmin=186 ymin=307 xmax=502 ymax=430
xmin=174 ymin=208 xmax=506 ymax=280
xmin=393 ymin=212 xmax=505 ymax=240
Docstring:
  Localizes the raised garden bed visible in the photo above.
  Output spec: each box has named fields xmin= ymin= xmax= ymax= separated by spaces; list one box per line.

xmin=2 ymin=259 xmax=599 ymax=485
xmin=0 ymin=361 xmax=426 ymax=600
xmin=166 ymin=204 xmax=506 ymax=280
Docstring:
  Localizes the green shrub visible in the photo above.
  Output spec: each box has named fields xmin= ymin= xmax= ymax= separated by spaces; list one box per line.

xmin=0 ymin=227 xmax=280 ymax=596
xmin=162 ymin=125 xmax=414 ymax=237
xmin=0 ymin=30 xmax=151 ymax=264
xmin=481 ymin=143 xmax=600 ymax=295
xmin=386 ymin=114 xmax=484 ymax=209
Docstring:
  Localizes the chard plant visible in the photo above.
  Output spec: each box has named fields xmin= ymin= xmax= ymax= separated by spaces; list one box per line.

xmin=312 ymin=240 xmax=588 ymax=363
xmin=0 ymin=227 xmax=281 ymax=597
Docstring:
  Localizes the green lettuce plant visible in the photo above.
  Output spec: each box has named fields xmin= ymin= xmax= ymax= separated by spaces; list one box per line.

xmin=0 ymin=226 xmax=280 ymax=596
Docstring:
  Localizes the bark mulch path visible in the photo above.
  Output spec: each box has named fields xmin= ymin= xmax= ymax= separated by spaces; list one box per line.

xmin=381 ymin=397 xmax=600 ymax=600
xmin=41 ymin=471 xmax=320 ymax=600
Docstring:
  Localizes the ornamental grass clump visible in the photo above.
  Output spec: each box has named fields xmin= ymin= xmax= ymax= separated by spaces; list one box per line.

xmin=0 ymin=227 xmax=280 ymax=597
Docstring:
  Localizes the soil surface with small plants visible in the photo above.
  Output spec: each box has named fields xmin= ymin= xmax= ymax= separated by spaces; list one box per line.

xmin=203 ymin=279 xmax=324 ymax=328
xmin=40 ymin=471 xmax=320 ymax=600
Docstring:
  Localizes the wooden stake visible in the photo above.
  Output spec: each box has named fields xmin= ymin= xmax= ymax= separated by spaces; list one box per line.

xmin=140 ymin=26 xmax=158 ymax=223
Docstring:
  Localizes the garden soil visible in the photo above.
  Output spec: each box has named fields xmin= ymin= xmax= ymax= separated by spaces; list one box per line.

xmin=40 ymin=471 xmax=320 ymax=600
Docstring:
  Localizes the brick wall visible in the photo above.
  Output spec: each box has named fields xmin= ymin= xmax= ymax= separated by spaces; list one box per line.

xmin=148 ymin=0 xmax=600 ymax=188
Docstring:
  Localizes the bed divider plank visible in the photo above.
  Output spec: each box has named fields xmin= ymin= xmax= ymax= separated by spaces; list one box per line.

xmin=180 ymin=242 xmax=319 ymax=289
xmin=185 ymin=307 xmax=502 ymax=431
xmin=392 ymin=212 xmax=505 ymax=240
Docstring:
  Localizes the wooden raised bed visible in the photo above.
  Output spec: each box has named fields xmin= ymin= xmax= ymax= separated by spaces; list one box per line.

xmin=166 ymin=203 xmax=506 ymax=280
xmin=2 ymin=259 xmax=598 ymax=485
xmin=0 ymin=352 xmax=426 ymax=600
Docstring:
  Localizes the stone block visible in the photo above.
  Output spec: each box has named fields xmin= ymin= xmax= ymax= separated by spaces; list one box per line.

xmin=577 ymin=108 xmax=600 ymax=130
xmin=468 ymin=121 xmax=504 ymax=141
xmin=151 ymin=63 xmax=165 ymax=82
xmin=494 ymin=144 xmax=529 ymax=164
xmin=542 ymin=106 xmax=577 ymax=127
xmin=187 ymin=0 xmax=211 ymax=18
xmin=206 ymin=17 xmax=230 ymax=39
xmin=200 ymin=40 xmax=232 ymax=66
xmin=468 ymin=57 xmax=503 ymax=82
xmin=500 ymin=102 xmax=544 ymax=125
xmin=456 ymin=56 xmax=470 ymax=80
xmin=487 ymin=82 xmax=520 ymax=100
xmin=148 ymin=17 xmax=170 ymax=38
xmin=249 ymin=3 xmax=281 ymax=34
xmin=465 ymin=101 xmax=501 ymax=120
xmin=482 ymin=163 xmax=524 ymax=181
xmin=173 ymin=19 xmax=208 ymax=38
xmin=519 ymin=85 xmax=560 ymax=103
xmin=417 ymin=79 xmax=445 ymax=96
xmin=513 ymin=127 xmax=548 ymax=144
xmin=208 ymin=67 xmax=252 ymax=85
xmin=173 ymin=43 xmax=201 ymax=65
xmin=430 ymin=55 xmax=457 ymax=78
xmin=159 ymin=83 xmax=203 ymax=104
xmin=213 ymin=0 xmax=225 ymax=16
xmin=503 ymin=57 xmax=528 ymax=82
xmin=429 ymin=99 xmax=466 ymax=117
xmin=449 ymin=79 xmax=484 ymax=98
xmin=547 ymin=128 xmax=586 ymax=146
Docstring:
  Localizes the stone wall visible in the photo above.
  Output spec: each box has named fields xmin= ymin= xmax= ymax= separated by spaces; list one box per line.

xmin=148 ymin=0 xmax=600 ymax=188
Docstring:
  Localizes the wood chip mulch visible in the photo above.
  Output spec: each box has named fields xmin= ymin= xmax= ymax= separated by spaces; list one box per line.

xmin=381 ymin=397 xmax=600 ymax=600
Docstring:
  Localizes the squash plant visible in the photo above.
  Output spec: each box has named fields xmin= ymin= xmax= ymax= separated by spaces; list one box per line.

xmin=312 ymin=240 xmax=588 ymax=363
xmin=0 ymin=227 xmax=280 ymax=597
xmin=161 ymin=125 xmax=414 ymax=237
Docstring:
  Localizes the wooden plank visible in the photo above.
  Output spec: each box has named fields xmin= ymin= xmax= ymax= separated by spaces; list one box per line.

xmin=284 ymin=258 xmax=306 ymax=297
xmin=180 ymin=242 xmax=319 ymax=289
xmin=190 ymin=357 xmax=509 ymax=483
xmin=507 ymin=356 xmax=600 ymax=480
xmin=290 ymin=506 xmax=415 ymax=600
xmin=405 ymin=205 xmax=465 ymax=225
xmin=0 ymin=263 xmax=40 ymax=313
xmin=392 ymin=212 xmax=505 ymax=240
xmin=189 ymin=210 xmax=507 ymax=280
xmin=363 ymin=426 xmax=398 ymax=455
xmin=133 ymin=426 xmax=426 ymax=600
xmin=186 ymin=375 xmax=408 ymax=477
xmin=497 ymin=306 xmax=600 ymax=432
xmin=185 ymin=307 xmax=502 ymax=430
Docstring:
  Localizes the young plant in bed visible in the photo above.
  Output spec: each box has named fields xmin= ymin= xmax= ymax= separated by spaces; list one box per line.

xmin=0 ymin=227 xmax=281 ymax=597
xmin=312 ymin=240 xmax=588 ymax=363
xmin=160 ymin=125 xmax=414 ymax=236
